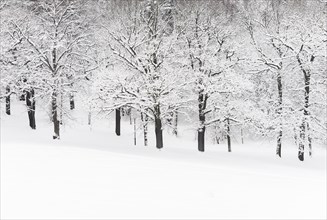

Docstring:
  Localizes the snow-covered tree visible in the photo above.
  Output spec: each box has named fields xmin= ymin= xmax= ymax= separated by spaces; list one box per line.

xmin=179 ymin=2 xmax=242 ymax=152
xmin=243 ymin=0 xmax=326 ymax=160
xmin=244 ymin=0 xmax=292 ymax=157
xmin=4 ymin=0 xmax=96 ymax=138
xmin=93 ymin=0 xmax=189 ymax=149
xmin=267 ymin=2 xmax=327 ymax=160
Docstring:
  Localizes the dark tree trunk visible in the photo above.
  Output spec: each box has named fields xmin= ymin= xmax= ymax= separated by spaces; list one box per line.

xmin=277 ymin=129 xmax=282 ymax=157
xmin=115 ymin=108 xmax=121 ymax=136
xmin=173 ymin=111 xmax=178 ymax=136
xmin=26 ymin=89 xmax=36 ymax=129
xmin=70 ymin=93 xmax=75 ymax=110
xmin=298 ymin=122 xmax=305 ymax=161
xmin=297 ymin=56 xmax=311 ymax=161
xmin=141 ymin=112 xmax=148 ymax=146
xmin=276 ymin=72 xmax=283 ymax=157
xmin=154 ymin=105 xmax=163 ymax=149
xmin=52 ymin=92 xmax=60 ymax=139
xmin=5 ymin=85 xmax=10 ymax=115
xmin=303 ymin=70 xmax=311 ymax=158
xmin=198 ymin=126 xmax=205 ymax=152
xmin=198 ymin=92 xmax=207 ymax=152
xmin=227 ymin=118 xmax=231 ymax=152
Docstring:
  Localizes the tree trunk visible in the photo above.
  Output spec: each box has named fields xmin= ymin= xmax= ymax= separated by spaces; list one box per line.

xmin=52 ymin=92 xmax=60 ymax=139
xmin=307 ymin=122 xmax=312 ymax=157
xmin=298 ymin=122 xmax=305 ymax=161
xmin=59 ymin=92 xmax=63 ymax=125
xmin=115 ymin=108 xmax=121 ymax=136
xmin=277 ymin=129 xmax=282 ymax=157
xmin=154 ymin=105 xmax=163 ymax=149
xmin=70 ymin=93 xmax=75 ymax=110
xmin=198 ymin=92 xmax=207 ymax=152
xmin=198 ymin=127 xmax=205 ymax=152
xmin=227 ymin=118 xmax=231 ymax=152
xmin=141 ymin=112 xmax=148 ymax=146
xmin=26 ymin=89 xmax=36 ymax=129
xmin=297 ymin=56 xmax=312 ymax=161
xmin=173 ymin=111 xmax=178 ymax=136
xmin=293 ymin=127 xmax=298 ymax=146
xmin=5 ymin=85 xmax=10 ymax=115
xmin=303 ymin=70 xmax=311 ymax=158
xmin=134 ymin=118 xmax=137 ymax=146
xmin=276 ymin=72 xmax=283 ymax=157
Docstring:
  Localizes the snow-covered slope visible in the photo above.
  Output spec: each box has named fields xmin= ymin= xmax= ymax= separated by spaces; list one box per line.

xmin=1 ymin=101 xmax=326 ymax=219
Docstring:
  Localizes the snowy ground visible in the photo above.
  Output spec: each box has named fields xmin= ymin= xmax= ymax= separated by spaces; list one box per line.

xmin=1 ymin=99 xmax=326 ymax=219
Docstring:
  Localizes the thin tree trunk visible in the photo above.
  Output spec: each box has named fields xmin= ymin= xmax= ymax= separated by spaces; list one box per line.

xmin=5 ymin=85 xmax=10 ymax=115
xmin=141 ymin=112 xmax=148 ymax=146
xmin=134 ymin=118 xmax=136 ymax=146
xmin=70 ymin=93 xmax=75 ymax=110
xmin=307 ymin=122 xmax=312 ymax=157
xmin=277 ymin=129 xmax=282 ymax=157
xmin=115 ymin=108 xmax=121 ymax=136
xmin=52 ymin=92 xmax=60 ymax=139
xmin=276 ymin=72 xmax=283 ymax=157
xmin=293 ymin=127 xmax=298 ymax=146
xmin=60 ymin=92 xmax=63 ymax=125
xmin=154 ymin=105 xmax=163 ymax=149
xmin=304 ymin=70 xmax=311 ymax=158
xmin=173 ymin=111 xmax=178 ymax=136
xmin=227 ymin=118 xmax=231 ymax=152
xmin=26 ymin=89 xmax=36 ymax=129
xmin=88 ymin=111 xmax=91 ymax=126
xmin=298 ymin=121 xmax=305 ymax=161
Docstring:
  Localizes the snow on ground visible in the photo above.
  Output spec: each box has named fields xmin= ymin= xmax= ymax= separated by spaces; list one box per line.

xmin=1 ymin=99 xmax=326 ymax=219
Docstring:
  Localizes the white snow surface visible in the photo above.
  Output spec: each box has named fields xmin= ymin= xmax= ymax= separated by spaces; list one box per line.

xmin=1 ymin=100 xmax=326 ymax=219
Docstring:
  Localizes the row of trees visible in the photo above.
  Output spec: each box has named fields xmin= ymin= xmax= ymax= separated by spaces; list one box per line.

xmin=1 ymin=0 xmax=326 ymax=161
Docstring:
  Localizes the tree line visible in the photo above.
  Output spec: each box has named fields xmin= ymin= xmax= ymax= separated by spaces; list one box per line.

xmin=0 ymin=0 xmax=326 ymax=161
